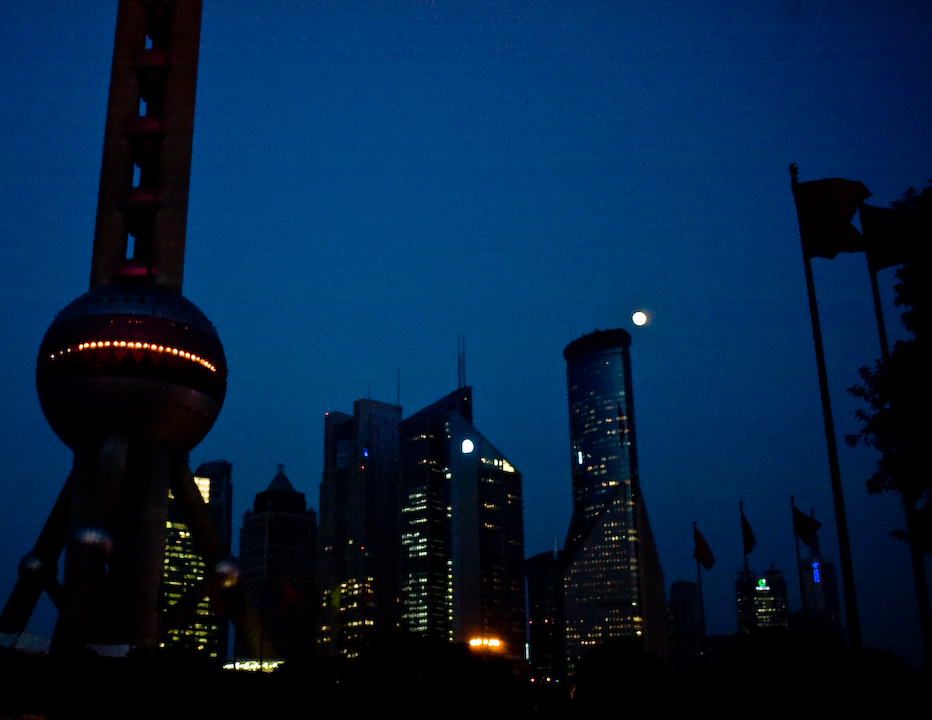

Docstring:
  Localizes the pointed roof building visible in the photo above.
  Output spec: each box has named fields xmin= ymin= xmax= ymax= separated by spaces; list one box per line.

xmin=239 ymin=465 xmax=317 ymax=660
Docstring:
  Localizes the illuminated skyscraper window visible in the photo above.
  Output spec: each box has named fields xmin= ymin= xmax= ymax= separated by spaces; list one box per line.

xmin=316 ymin=388 xmax=524 ymax=665
xmin=318 ymin=399 xmax=401 ymax=659
xmin=397 ymin=388 xmax=525 ymax=666
xmin=160 ymin=460 xmax=233 ymax=659
xmin=736 ymin=563 xmax=789 ymax=632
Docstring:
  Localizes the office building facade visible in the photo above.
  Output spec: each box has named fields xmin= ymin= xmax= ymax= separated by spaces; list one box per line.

xmin=314 ymin=388 xmax=525 ymax=663
xmin=736 ymin=563 xmax=789 ymax=632
xmin=318 ymin=399 xmax=402 ymax=658
xmin=397 ymin=388 xmax=525 ymax=664
xmin=239 ymin=465 xmax=317 ymax=660
xmin=797 ymin=529 xmax=841 ymax=635
xmin=526 ymin=550 xmax=566 ymax=686
xmin=561 ymin=329 xmax=667 ymax=671
xmin=160 ymin=460 xmax=232 ymax=659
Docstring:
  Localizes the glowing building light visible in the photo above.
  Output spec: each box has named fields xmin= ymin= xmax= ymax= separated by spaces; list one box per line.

xmin=49 ymin=339 xmax=217 ymax=372
xmin=193 ymin=475 xmax=211 ymax=503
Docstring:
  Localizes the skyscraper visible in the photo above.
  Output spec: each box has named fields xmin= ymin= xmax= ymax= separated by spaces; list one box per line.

xmin=160 ymin=460 xmax=233 ymax=659
xmin=314 ymin=388 xmax=525 ymax=662
xmin=239 ymin=466 xmax=317 ymax=660
xmin=797 ymin=525 xmax=841 ymax=635
xmin=561 ymin=329 xmax=667 ymax=671
xmin=526 ymin=550 xmax=566 ymax=686
xmin=736 ymin=564 xmax=789 ymax=632
xmin=397 ymin=388 xmax=525 ymax=664
xmin=318 ymin=399 xmax=402 ymax=658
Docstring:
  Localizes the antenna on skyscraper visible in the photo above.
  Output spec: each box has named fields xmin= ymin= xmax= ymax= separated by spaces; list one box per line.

xmin=397 ymin=368 xmax=401 ymax=406
xmin=457 ymin=335 xmax=466 ymax=389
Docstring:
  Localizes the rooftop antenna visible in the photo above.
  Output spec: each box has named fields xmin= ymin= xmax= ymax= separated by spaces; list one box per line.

xmin=396 ymin=368 xmax=401 ymax=406
xmin=457 ymin=335 xmax=466 ymax=389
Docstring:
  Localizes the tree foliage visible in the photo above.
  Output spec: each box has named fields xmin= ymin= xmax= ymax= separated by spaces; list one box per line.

xmin=846 ymin=181 xmax=930 ymax=552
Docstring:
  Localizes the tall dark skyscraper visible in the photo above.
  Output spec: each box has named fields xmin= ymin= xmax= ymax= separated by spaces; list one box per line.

xmin=0 ymin=0 xmax=262 ymax=656
xmin=160 ymin=460 xmax=233 ymax=658
xmin=795 ymin=523 xmax=841 ymax=635
xmin=239 ymin=466 xmax=317 ymax=660
xmin=318 ymin=399 xmax=402 ymax=658
xmin=561 ymin=329 xmax=667 ymax=671
xmin=397 ymin=388 xmax=525 ymax=664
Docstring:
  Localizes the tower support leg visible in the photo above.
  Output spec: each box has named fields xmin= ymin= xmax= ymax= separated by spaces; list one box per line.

xmin=51 ymin=434 xmax=128 ymax=653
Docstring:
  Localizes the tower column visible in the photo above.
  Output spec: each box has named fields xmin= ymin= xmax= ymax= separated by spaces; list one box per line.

xmin=91 ymin=0 xmax=202 ymax=291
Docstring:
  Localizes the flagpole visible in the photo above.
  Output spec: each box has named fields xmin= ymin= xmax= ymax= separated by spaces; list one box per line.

xmin=739 ymin=501 xmax=752 ymax=632
xmin=693 ymin=522 xmax=707 ymax=647
xmin=791 ymin=496 xmax=807 ymax=623
xmin=790 ymin=164 xmax=861 ymax=649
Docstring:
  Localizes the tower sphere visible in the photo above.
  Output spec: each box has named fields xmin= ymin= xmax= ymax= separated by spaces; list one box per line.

xmin=36 ymin=278 xmax=227 ymax=451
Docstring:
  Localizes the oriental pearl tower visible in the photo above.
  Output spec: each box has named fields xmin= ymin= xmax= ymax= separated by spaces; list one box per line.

xmin=0 ymin=0 xmax=260 ymax=655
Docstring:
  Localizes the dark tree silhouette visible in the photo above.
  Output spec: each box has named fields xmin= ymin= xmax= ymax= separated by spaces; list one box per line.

xmin=846 ymin=180 xmax=930 ymax=664
xmin=847 ymin=182 xmax=930 ymax=549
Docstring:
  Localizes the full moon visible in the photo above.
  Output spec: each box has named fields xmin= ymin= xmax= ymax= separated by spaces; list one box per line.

xmin=632 ymin=311 xmax=648 ymax=326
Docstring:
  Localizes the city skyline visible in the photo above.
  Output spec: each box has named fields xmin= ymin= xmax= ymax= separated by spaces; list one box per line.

xmin=1 ymin=1 xmax=930 ymax=667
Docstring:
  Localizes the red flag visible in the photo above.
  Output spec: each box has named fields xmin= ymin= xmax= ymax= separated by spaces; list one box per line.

xmin=860 ymin=202 xmax=920 ymax=272
xmin=792 ymin=504 xmax=822 ymax=548
xmin=792 ymin=178 xmax=871 ymax=259
xmin=693 ymin=525 xmax=715 ymax=570
xmin=741 ymin=507 xmax=756 ymax=554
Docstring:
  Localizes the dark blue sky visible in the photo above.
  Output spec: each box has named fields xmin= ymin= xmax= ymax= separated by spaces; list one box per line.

xmin=2 ymin=0 xmax=930 ymax=664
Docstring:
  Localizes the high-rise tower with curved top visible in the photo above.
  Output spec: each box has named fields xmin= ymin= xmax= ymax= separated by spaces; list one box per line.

xmin=561 ymin=329 xmax=667 ymax=671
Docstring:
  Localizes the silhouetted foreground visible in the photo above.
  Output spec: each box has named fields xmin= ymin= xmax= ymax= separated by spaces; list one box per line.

xmin=575 ymin=632 xmax=925 ymax=716
xmin=1 ymin=630 xmax=926 ymax=718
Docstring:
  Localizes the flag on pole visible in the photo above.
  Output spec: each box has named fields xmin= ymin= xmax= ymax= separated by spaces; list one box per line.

xmin=693 ymin=525 xmax=715 ymax=570
xmin=792 ymin=504 xmax=822 ymax=548
xmin=741 ymin=507 xmax=756 ymax=554
xmin=860 ymin=202 xmax=920 ymax=272
xmin=792 ymin=178 xmax=871 ymax=259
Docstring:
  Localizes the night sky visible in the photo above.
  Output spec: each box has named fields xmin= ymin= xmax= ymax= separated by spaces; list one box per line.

xmin=2 ymin=1 xmax=930 ymax=665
